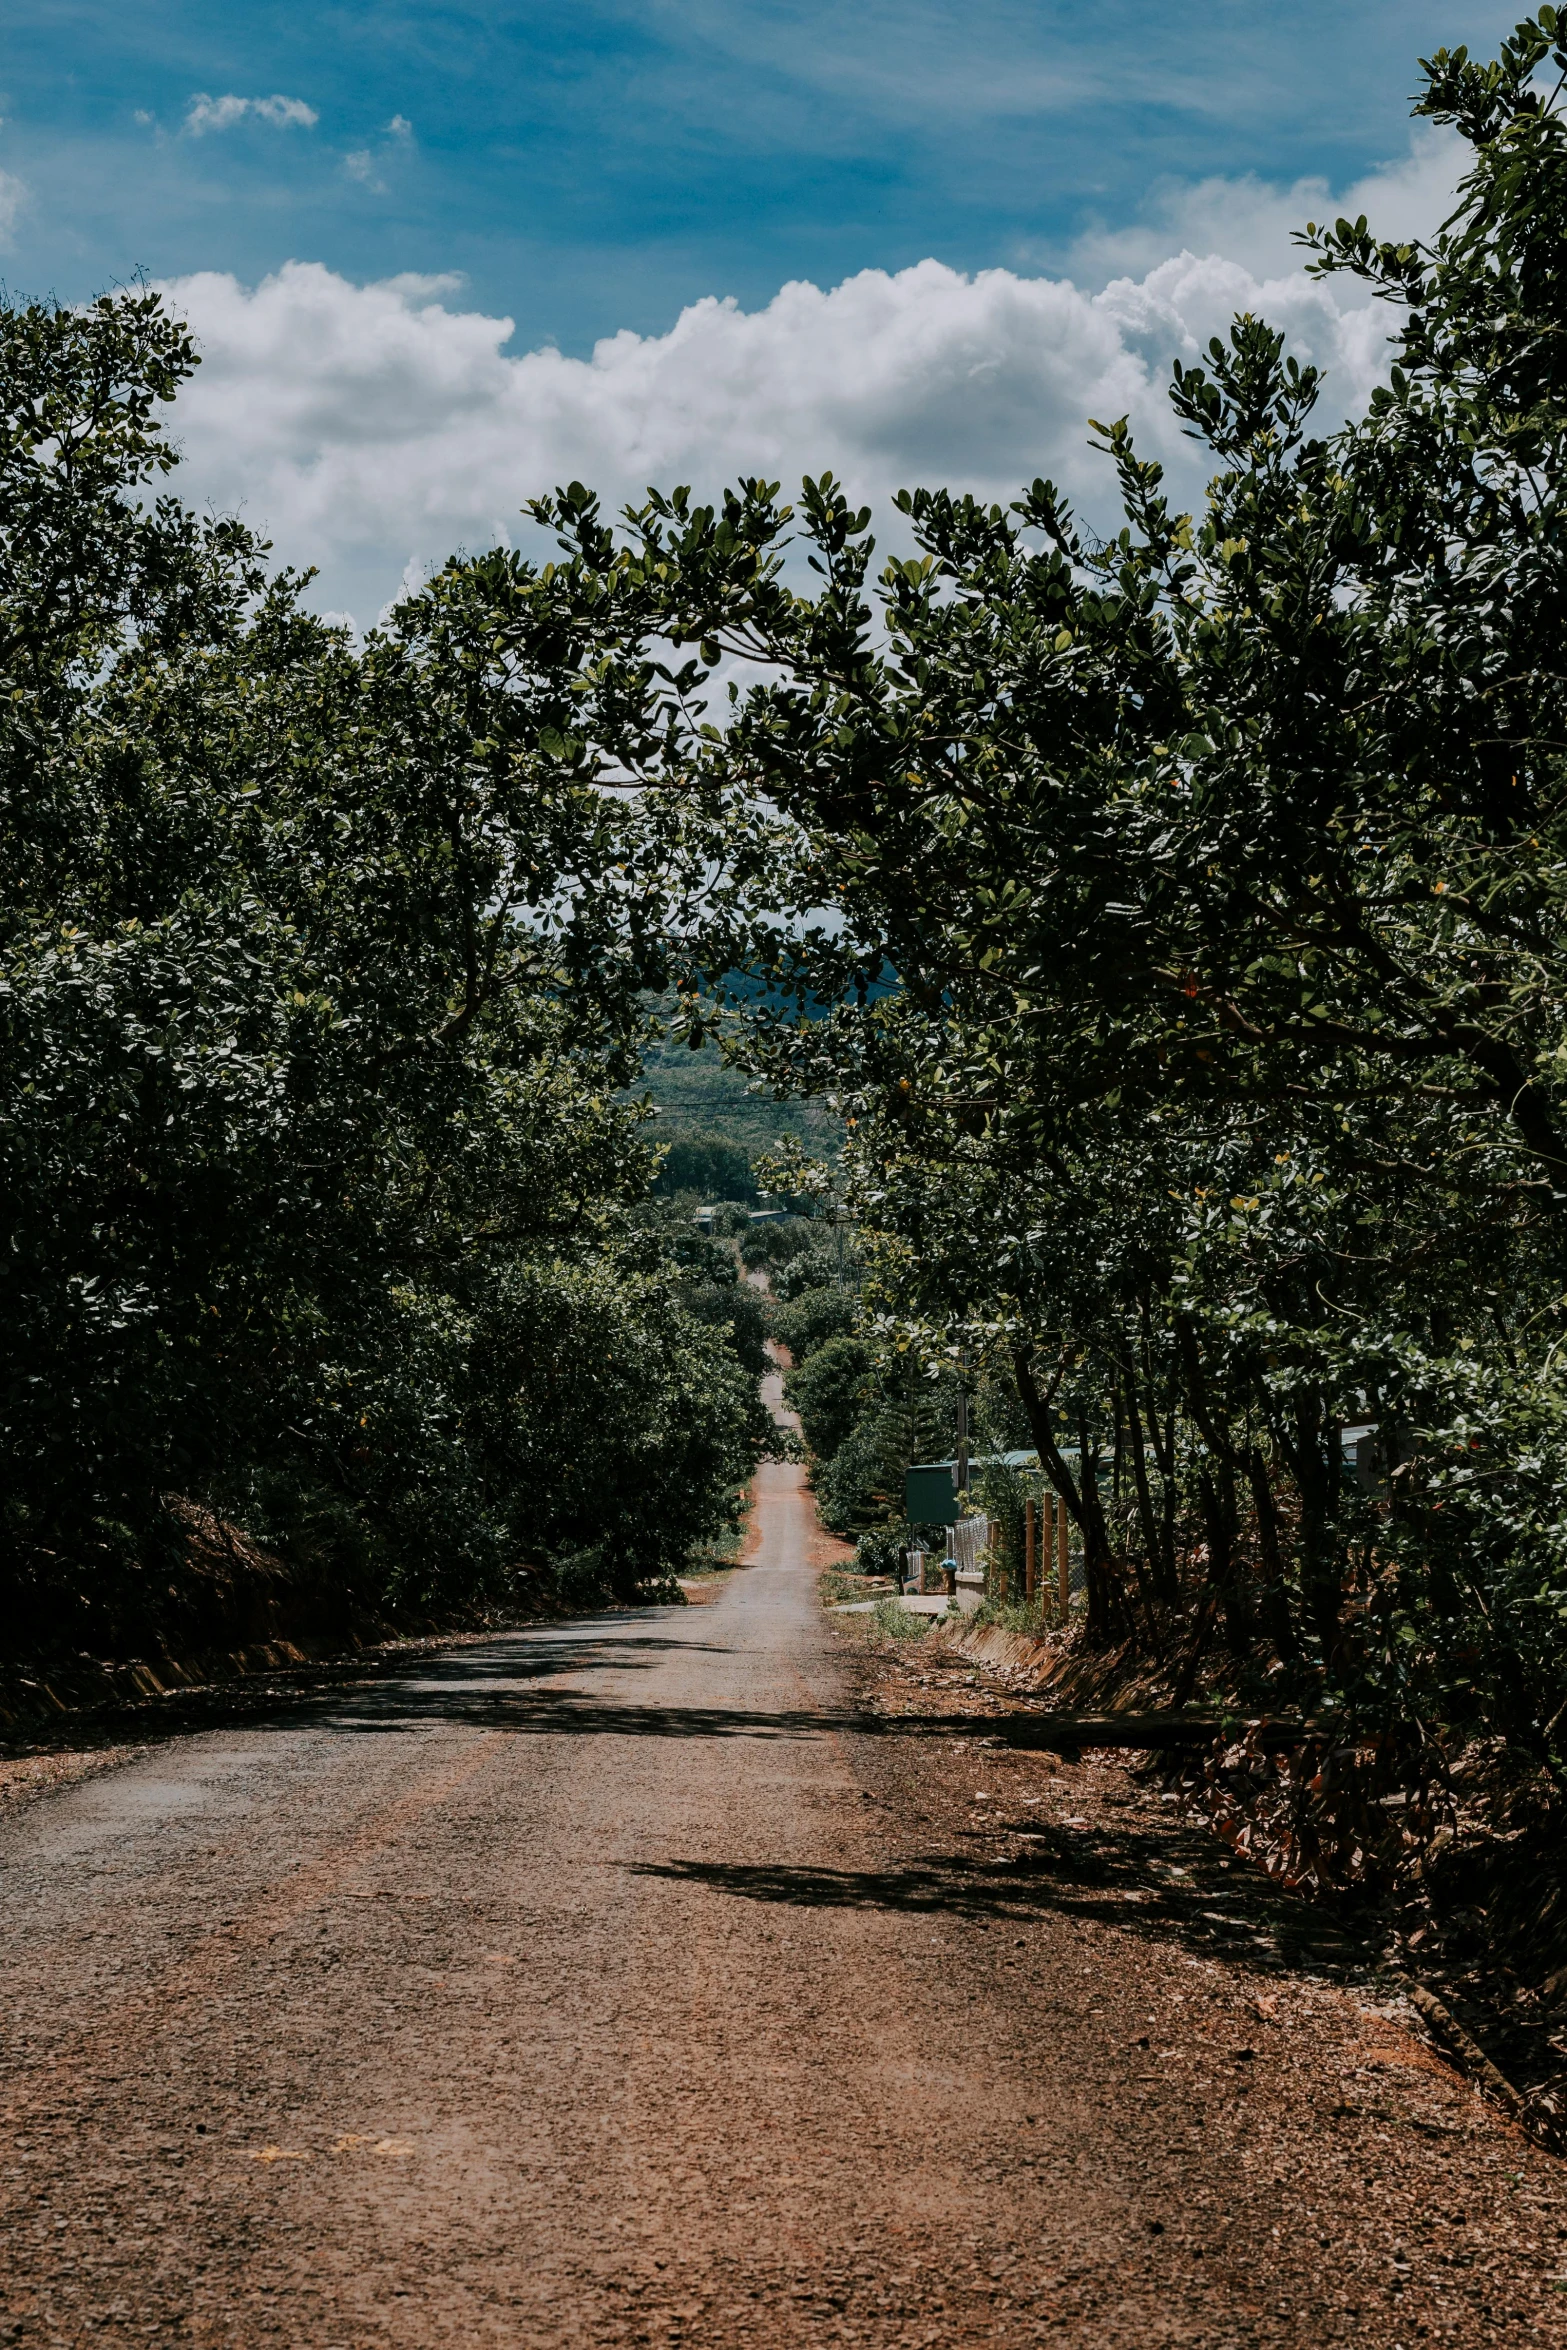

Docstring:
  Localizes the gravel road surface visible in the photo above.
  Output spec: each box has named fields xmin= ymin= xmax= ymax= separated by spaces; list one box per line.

xmin=2 ymin=1463 xmax=1563 ymax=2347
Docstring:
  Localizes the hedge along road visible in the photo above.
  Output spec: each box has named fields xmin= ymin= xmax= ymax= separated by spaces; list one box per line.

xmin=2 ymin=1465 xmax=1563 ymax=2349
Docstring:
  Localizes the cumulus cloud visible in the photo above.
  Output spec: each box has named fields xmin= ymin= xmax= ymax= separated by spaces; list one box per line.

xmin=0 ymin=168 xmax=26 ymax=245
xmin=156 ymin=135 xmax=1458 ymax=624
xmin=1067 ymin=126 xmax=1464 ymax=293
xmin=342 ymin=116 xmax=414 ymax=192
xmin=185 ymin=94 xmax=319 ymax=136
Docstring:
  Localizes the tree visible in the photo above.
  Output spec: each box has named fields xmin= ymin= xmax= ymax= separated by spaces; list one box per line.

xmin=784 ymin=1333 xmax=872 ymax=1462
xmin=0 ymin=289 xmax=763 ymax=1645
xmin=506 ymin=16 xmax=1567 ymax=1767
xmin=649 ymin=1132 xmax=756 ymax=1201
xmin=772 ymin=1284 xmax=856 ymax=1360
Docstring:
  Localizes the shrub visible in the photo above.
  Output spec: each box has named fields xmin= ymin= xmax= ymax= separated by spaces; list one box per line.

xmin=854 ymin=1520 xmax=917 ymax=1578
xmin=784 ymin=1334 xmax=871 ymax=1461
xmin=738 ymin=1216 xmax=816 ymax=1270
xmin=772 ymin=1284 xmax=855 ymax=1361
xmin=651 ymin=1133 xmax=756 ymax=1201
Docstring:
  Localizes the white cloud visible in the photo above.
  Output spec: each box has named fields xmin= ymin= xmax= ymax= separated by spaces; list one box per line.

xmin=1067 ymin=126 xmax=1464 ymax=292
xmin=157 ymin=135 xmax=1455 ymax=625
xmin=185 ymin=93 xmax=319 ymax=136
xmin=0 ymin=168 xmax=25 ymax=245
xmin=343 ymin=117 xmax=415 ymax=191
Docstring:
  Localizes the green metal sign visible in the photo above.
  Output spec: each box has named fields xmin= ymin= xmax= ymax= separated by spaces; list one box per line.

xmin=904 ymin=1464 xmax=957 ymax=1525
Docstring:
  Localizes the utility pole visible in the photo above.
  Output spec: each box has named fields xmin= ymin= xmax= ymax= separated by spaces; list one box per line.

xmin=955 ymin=1360 xmax=969 ymax=1505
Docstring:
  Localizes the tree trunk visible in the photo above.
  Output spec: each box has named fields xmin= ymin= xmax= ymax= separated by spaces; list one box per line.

xmin=1075 ymin=1409 xmax=1125 ymax=1644
xmin=1121 ymin=1354 xmax=1178 ymax=1609
xmin=1175 ymin=1317 xmax=1255 ymax=1653
xmin=1274 ymin=1389 xmax=1342 ymax=1658
xmin=1246 ymin=1445 xmax=1299 ymax=1663
xmin=1011 ymin=1347 xmax=1121 ymax=1646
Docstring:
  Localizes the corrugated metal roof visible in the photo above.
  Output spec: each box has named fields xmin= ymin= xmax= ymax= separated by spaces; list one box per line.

xmin=915 ymin=1449 xmax=1078 ymax=1471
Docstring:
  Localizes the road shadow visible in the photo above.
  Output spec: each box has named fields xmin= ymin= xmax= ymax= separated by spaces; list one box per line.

xmin=628 ymin=1822 xmax=1378 ymax=1980
xmin=322 ymin=1689 xmax=863 ymax=1740
xmin=0 ymin=1624 xmax=740 ymax=1758
xmin=311 ymin=1683 xmax=1192 ymax=1743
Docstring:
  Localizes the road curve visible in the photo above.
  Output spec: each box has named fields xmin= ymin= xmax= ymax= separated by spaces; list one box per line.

xmin=1 ymin=1464 xmax=1557 ymax=2346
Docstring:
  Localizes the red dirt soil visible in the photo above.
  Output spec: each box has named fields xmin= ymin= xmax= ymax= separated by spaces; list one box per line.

xmin=1 ymin=1464 xmax=1561 ymax=2346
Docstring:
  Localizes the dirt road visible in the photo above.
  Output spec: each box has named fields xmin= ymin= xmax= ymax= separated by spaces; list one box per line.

xmin=3 ymin=1464 xmax=1563 ymax=2346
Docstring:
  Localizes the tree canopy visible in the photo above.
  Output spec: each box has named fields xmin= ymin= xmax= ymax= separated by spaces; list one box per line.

xmin=0 ymin=290 xmax=766 ymax=1647
xmin=505 ymin=14 xmax=1567 ymax=1778
xmin=10 ymin=16 xmax=1567 ymax=1803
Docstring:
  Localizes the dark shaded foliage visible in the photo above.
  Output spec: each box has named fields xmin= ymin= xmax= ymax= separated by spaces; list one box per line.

xmin=498 ymin=18 xmax=1567 ymax=1784
xmin=0 ymin=290 xmax=765 ymax=1645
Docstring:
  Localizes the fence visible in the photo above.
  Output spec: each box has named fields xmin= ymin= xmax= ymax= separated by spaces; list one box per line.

xmin=903 ymin=1510 xmax=1087 ymax=1611
xmin=949 ymin=1518 xmax=993 ymax=1577
xmin=900 ymin=1520 xmax=997 ymax=1605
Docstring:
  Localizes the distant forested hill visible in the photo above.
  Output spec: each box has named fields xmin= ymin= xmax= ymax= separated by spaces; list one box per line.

xmin=635 ymin=1027 xmax=840 ymax=1197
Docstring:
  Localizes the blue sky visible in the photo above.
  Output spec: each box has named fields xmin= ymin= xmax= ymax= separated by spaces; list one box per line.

xmin=5 ymin=2 xmax=1522 ymax=351
xmin=0 ymin=4 xmax=1526 ymax=619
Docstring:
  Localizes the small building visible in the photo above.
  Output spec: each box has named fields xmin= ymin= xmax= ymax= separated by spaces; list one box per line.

xmin=903 ymin=1449 xmax=1065 ymax=1522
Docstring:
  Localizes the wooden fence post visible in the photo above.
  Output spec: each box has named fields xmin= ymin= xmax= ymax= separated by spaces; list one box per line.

xmin=1057 ymin=1494 xmax=1070 ymax=1619
xmin=1024 ymin=1498 xmax=1036 ymax=1603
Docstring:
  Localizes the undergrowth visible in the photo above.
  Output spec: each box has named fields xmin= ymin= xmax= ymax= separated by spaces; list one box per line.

xmin=873 ymin=1597 xmax=937 ymax=1640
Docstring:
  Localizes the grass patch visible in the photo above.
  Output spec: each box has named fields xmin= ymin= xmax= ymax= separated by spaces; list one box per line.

xmin=872 ymin=1596 xmax=937 ymax=1640
xmin=681 ymin=1521 xmax=749 ymax=1585
xmin=819 ymin=1568 xmax=893 ymax=1606
xmin=970 ymin=1593 xmax=1057 ymax=1637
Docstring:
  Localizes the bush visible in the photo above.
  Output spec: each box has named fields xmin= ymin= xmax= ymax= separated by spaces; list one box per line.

xmin=854 ymin=1521 xmax=916 ymax=1578
xmin=772 ymin=1284 xmax=855 ymax=1361
xmin=738 ymin=1216 xmax=816 ymax=1270
xmin=784 ymin=1334 xmax=871 ymax=1461
xmin=873 ymin=1596 xmax=935 ymax=1641
xmin=651 ymin=1133 xmax=756 ymax=1201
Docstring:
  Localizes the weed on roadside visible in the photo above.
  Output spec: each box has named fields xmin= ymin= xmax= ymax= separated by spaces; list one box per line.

xmin=873 ymin=1597 xmax=936 ymax=1641
xmin=820 ymin=1569 xmax=892 ymax=1606
xmin=969 ymin=1595 xmax=1054 ymax=1638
